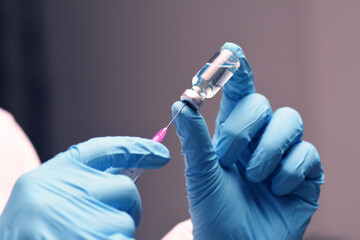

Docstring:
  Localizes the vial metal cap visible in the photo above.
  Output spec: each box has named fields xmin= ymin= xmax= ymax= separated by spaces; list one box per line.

xmin=180 ymin=86 xmax=204 ymax=111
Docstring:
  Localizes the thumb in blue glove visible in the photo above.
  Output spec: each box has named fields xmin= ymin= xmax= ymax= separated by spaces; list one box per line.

xmin=0 ymin=137 xmax=170 ymax=240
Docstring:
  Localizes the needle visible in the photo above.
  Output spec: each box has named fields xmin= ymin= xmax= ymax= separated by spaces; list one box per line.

xmin=151 ymin=102 xmax=186 ymax=143
xmin=165 ymin=102 xmax=186 ymax=129
xmin=123 ymin=102 xmax=187 ymax=181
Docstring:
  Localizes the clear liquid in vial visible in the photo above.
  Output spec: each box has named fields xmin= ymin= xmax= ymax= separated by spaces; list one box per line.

xmin=192 ymin=62 xmax=238 ymax=99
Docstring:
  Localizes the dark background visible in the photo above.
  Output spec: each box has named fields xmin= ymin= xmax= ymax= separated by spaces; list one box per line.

xmin=1 ymin=0 xmax=358 ymax=239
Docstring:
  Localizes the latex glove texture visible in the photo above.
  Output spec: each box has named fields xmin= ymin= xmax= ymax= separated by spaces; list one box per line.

xmin=0 ymin=137 xmax=170 ymax=240
xmin=172 ymin=42 xmax=324 ymax=240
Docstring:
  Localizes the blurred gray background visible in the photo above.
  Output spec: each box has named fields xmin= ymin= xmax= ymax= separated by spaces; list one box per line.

xmin=1 ymin=0 xmax=358 ymax=239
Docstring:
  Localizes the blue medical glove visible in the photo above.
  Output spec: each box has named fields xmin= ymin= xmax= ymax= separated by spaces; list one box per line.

xmin=0 ymin=137 xmax=170 ymax=240
xmin=172 ymin=43 xmax=324 ymax=240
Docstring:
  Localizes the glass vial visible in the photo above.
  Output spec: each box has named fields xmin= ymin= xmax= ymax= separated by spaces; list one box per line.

xmin=181 ymin=48 xmax=240 ymax=110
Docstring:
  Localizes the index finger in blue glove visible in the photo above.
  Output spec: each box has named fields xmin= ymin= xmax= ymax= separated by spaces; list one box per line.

xmin=246 ymin=107 xmax=303 ymax=182
xmin=64 ymin=136 xmax=170 ymax=171
xmin=215 ymin=43 xmax=255 ymax=129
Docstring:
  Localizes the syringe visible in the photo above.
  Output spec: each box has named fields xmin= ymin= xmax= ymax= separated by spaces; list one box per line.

xmin=119 ymin=103 xmax=186 ymax=182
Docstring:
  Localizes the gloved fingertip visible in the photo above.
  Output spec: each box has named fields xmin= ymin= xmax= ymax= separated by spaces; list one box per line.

xmin=292 ymin=181 xmax=321 ymax=205
xmin=151 ymin=145 xmax=171 ymax=168
xmin=222 ymin=42 xmax=243 ymax=57
xmin=148 ymin=138 xmax=171 ymax=158
xmin=171 ymin=101 xmax=181 ymax=112
xmin=172 ymin=101 xmax=186 ymax=114
xmin=171 ymin=101 xmax=203 ymax=138
xmin=172 ymin=101 xmax=197 ymax=118
xmin=220 ymin=42 xmax=255 ymax=101
xmin=136 ymin=139 xmax=171 ymax=169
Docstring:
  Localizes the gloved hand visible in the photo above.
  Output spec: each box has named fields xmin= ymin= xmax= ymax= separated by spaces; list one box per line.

xmin=0 ymin=137 xmax=170 ymax=240
xmin=172 ymin=42 xmax=324 ymax=240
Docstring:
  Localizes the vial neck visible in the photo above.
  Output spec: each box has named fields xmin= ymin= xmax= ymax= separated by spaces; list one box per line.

xmin=191 ymin=86 xmax=206 ymax=100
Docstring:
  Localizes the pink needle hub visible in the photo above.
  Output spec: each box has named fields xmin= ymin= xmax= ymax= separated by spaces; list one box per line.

xmin=152 ymin=128 xmax=168 ymax=143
